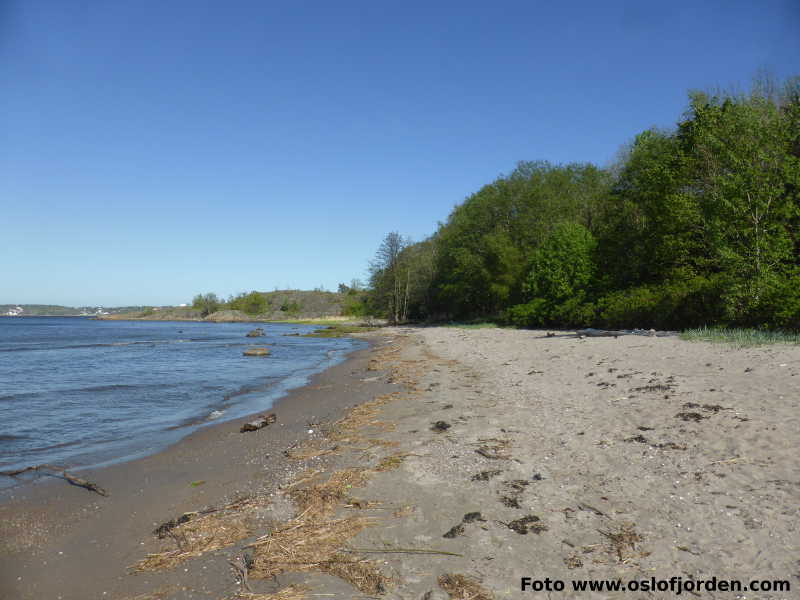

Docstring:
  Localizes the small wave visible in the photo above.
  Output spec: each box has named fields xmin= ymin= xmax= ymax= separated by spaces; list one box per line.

xmin=0 ymin=383 xmax=178 ymax=402
xmin=223 ymin=380 xmax=277 ymax=402
xmin=207 ymin=409 xmax=225 ymax=420
xmin=81 ymin=384 xmax=140 ymax=393
xmin=24 ymin=438 xmax=84 ymax=453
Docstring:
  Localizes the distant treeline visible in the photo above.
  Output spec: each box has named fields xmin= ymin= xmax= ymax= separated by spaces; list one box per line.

xmin=190 ymin=288 xmax=359 ymax=319
xmin=364 ymin=76 xmax=800 ymax=330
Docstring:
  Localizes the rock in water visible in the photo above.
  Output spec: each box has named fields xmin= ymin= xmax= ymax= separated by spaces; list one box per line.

xmin=246 ymin=328 xmax=265 ymax=337
xmin=243 ymin=347 xmax=270 ymax=356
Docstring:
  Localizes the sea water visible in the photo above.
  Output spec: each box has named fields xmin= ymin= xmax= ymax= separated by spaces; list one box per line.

xmin=0 ymin=317 xmax=365 ymax=480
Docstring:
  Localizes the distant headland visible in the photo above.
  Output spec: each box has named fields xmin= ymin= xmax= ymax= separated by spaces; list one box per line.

xmin=2 ymin=289 xmax=366 ymax=323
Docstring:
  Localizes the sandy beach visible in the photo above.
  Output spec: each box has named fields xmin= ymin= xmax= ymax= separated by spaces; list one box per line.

xmin=1 ymin=327 xmax=798 ymax=599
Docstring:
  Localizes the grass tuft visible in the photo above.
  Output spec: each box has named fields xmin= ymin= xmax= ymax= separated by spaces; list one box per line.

xmin=302 ymin=324 xmax=378 ymax=338
xmin=680 ymin=326 xmax=800 ymax=347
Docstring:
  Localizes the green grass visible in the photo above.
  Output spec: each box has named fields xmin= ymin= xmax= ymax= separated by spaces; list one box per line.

xmin=680 ymin=326 xmax=800 ymax=347
xmin=302 ymin=324 xmax=379 ymax=338
xmin=443 ymin=321 xmax=501 ymax=329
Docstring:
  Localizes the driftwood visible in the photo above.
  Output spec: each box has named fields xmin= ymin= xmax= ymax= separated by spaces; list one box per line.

xmin=575 ymin=328 xmax=674 ymax=338
xmin=576 ymin=328 xmax=627 ymax=338
xmin=0 ymin=464 xmax=108 ymax=496
xmin=240 ymin=413 xmax=277 ymax=433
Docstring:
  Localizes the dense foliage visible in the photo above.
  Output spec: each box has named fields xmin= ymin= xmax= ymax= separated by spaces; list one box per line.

xmin=367 ymin=77 xmax=800 ymax=330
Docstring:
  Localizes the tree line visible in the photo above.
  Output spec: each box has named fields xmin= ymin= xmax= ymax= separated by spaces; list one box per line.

xmin=365 ymin=76 xmax=800 ymax=330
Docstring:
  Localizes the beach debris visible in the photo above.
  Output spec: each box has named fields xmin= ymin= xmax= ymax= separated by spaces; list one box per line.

xmin=431 ymin=420 xmax=452 ymax=433
xmin=345 ymin=546 xmax=463 ymax=556
xmin=471 ymin=469 xmax=502 ymax=481
xmin=226 ymin=584 xmax=310 ymax=600
xmin=463 ymin=511 xmax=485 ymax=523
xmin=245 ymin=328 xmax=265 ymax=337
xmin=240 ymin=413 xmax=277 ymax=433
xmin=499 ymin=479 xmax=530 ymax=508
xmin=577 ymin=502 xmax=606 ymax=517
xmin=599 ymin=522 xmax=646 ymax=563
xmin=683 ymin=402 xmax=730 ymax=413
xmin=154 ymin=512 xmax=197 ymax=538
xmin=243 ymin=347 xmax=271 ymax=356
xmin=475 ymin=439 xmax=512 ymax=460
xmin=505 ymin=515 xmax=548 ymax=535
xmin=623 ymin=434 xmax=686 ymax=450
xmin=374 ymin=453 xmax=411 ymax=472
xmin=577 ymin=328 xmax=622 ymax=338
xmin=241 ymin=466 xmax=392 ymax=594
xmin=133 ymin=497 xmax=260 ymax=571
xmin=393 ymin=505 xmax=416 ymax=517
xmin=438 ymin=573 xmax=494 ymax=600
xmin=625 ymin=434 xmax=649 ymax=444
xmin=564 ymin=553 xmax=584 ymax=569
xmin=443 ymin=512 xmax=486 ymax=538
xmin=631 ymin=383 xmax=673 ymax=393
xmin=475 ymin=447 xmax=509 ymax=459
xmin=228 ymin=551 xmax=255 ymax=593
xmin=284 ymin=443 xmax=339 ymax=460
xmin=675 ymin=411 xmax=707 ymax=422
xmin=442 ymin=523 xmax=465 ymax=538
xmin=0 ymin=464 xmax=108 ymax=496
xmin=247 ymin=516 xmax=390 ymax=594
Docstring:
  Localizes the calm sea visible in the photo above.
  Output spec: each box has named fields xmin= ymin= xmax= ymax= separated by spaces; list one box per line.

xmin=0 ymin=317 xmax=365 ymax=480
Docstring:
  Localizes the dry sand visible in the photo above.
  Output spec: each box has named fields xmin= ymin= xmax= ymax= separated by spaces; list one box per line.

xmin=1 ymin=327 xmax=798 ymax=599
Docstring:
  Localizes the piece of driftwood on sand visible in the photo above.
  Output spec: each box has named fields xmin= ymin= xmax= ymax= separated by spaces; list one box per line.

xmin=240 ymin=413 xmax=277 ymax=433
xmin=0 ymin=464 xmax=108 ymax=496
xmin=575 ymin=328 xmax=676 ymax=338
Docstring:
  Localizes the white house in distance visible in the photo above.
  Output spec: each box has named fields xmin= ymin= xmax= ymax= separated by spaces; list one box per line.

xmin=4 ymin=306 xmax=23 ymax=316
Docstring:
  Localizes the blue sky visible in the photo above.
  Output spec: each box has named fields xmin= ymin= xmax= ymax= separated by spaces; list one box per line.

xmin=2 ymin=1 xmax=799 ymax=306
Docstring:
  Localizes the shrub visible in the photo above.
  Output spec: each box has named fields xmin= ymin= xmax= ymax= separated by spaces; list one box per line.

xmin=229 ymin=291 xmax=270 ymax=315
xmin=597 ymin=276 xmax=725 ymax=330
xmin=504 ymin=298 xmax=549 ymax=327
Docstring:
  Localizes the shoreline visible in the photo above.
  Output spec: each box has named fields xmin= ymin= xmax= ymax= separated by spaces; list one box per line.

xmin=0 ymin=336 xmax=395 ymax=599
xmin=2 ymin=327 xmax=798 ymax=599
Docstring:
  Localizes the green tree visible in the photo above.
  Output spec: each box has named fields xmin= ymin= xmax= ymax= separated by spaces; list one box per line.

xmin=507 ymin=223 xmax=598 ymax=326
xmin=679 ymin=88 xmax=800 ymax=321
xmin=229 ymin=291 xmax=269 ymax=315
xmin=192 ymin=293 xmax=221 ymax=317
